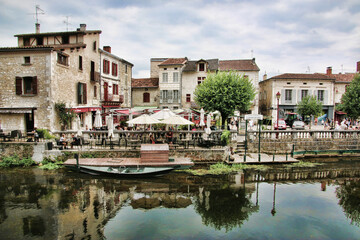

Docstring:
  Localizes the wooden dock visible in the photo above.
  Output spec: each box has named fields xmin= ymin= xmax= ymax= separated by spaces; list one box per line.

xmin=225 ymin=153 xmax=299 ymax=164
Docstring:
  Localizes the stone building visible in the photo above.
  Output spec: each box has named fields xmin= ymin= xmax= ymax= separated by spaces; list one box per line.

xmin=0 ymin=24 xmax=102 ymax=132
xmin=259 ymin=73 xmax=335 ymax=122
xmin=99 ymin=46 xmax=133 ymax=124
xmin=131 ymin=78 xmax=159 ymax=108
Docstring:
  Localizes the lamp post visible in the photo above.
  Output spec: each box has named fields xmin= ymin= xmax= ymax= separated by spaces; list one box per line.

xmin=276 ymin=91 xmax=281 ymax=130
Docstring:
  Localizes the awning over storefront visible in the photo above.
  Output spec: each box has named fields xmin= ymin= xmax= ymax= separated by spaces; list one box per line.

xmin=71 ymin=107 xmax=101 ymax=113
xmin=0 ymin=107 xmax=36 ymax=114
xmin=335 ymin=111 xmax=347 ymax=115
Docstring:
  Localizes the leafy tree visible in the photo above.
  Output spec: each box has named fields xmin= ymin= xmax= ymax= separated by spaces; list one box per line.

xmin=194 ymin=71 xmax=256 ymax=128
xmin=338 ymin=74 xmax=360 ymax=119
xmin=55 ymin=102 xmax=76 ymax=130
xmin=296 ymin=96 xmax=322 ymax=129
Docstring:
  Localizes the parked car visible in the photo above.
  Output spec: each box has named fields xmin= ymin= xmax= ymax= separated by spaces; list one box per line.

xmin=292 ymin=120 xmax=305 ymax=130
xmin=274 ymin=120 xmax=287 ymax=130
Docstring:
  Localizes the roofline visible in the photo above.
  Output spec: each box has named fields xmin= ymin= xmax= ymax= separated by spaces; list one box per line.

xmin=14 ymin=30 xmax=102 ymax=37
xmin=0 ymin=46 xmax=53 ymax=52
xmin=99 ymin=49 xmax=134 ymax=66
xmin=268 ymin=74 xmax=336 ymax=81
xmin=131 ymin=86 xmax=158 ymax=89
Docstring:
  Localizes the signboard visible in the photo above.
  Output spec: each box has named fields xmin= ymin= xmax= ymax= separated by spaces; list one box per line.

xmin=245 ymin=114 xmax=263 ymax=120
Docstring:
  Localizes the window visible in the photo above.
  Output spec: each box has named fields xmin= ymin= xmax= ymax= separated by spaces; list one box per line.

xmin=77 ymin=82 xmax=87 ymax=104
xmin=197 ymin=77 xmax=206 ymax=85
xmin=113 ymin=84 xmax=118 ymax=95
xmin=23 ymin=38 xmax=30 ymax=46
xmin=79 ymin=56 xmax=83 ymax=70
xmin=285 ymin=89 xmax=292 ymax=101
xmin=174 ymin=67 xmax=178 ymax=70
xmin=199 ymin=63 xmax=205 ymax=71
xmin=162 ymin=73 xmax=168 ymax=83
xmin=125 ymin=64 xmax=128 ymax=74
xmin=62 ymin=36 xmax=69 ymax=44
xmin=160 ymin=90 xmax=168 ymax=103
xmin=319 ymin=83 xmax=323 ymax=85
xmin=103 ymin=60 xmax=110 ymax=74
xmin=287 ymin=82 xmax=291 ymax=85
xmin=318 ymin=90 xmax=324 ymax=102
xmin=112 ymin=63 xmax=118 ymax=76
xmin=301 ymin=90 xmax=308 ymax=100
xmin=24 ymin=56 xmax=31 ymax=64
xmin=173 ymin=90 xmax=179 ymax=102
xmin=186 ymin=94 xmax=191 ymax=102
xmin=36 ymin=37 xmax=43 ymax=46
xmin=15 ymin=76 xmax=37 ymax=95
xmin=303 ymin=82 xmax=307 ymax=85
xmin=57 ymin=52 xmax=68 ymax=66
xmin=93 ymin=41 xmax=97 ymax=51
xmin=94 ymin=85 xmax=97 ymax=98
xmin=164 ymin=68 xmax=167 ymax=70
xmin=173 ymin=72 xmax=179 ymax=83
xmin=143 ymin=92 xmax=150 ymax=103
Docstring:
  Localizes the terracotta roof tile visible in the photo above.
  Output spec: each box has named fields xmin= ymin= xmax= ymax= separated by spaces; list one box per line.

xmin=132 ymin=78 xmax=159 ymax=88
xmin=158 ymin=58 xmax=187 ymax=66
xmin=270 ymin=73 xmax=335 ymax=80
xmin=219 ymin=59 xmax=260 ymax=71
xmin=327 ymin=73 xmax=356 ymax=83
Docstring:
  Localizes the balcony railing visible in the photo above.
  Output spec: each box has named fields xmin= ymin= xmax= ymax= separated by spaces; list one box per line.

xmin=90 ymin=71 xmax=100 ymax=82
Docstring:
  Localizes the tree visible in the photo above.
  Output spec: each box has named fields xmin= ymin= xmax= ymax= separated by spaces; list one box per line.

xmin=55 ymin=102 xmax=76 ymax=130
xmin=339 ymin=74 xmax=360 ymax=120
xmin=296 ymin=95 xmax=322 ymax=129
xmin=194 ymin=71 xmax=256 ymax=128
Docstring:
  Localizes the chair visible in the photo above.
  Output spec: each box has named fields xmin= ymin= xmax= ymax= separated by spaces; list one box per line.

xmin=3 ymin=130 xmax=18 ymax=142
xmin=80 ymin=137 xmax=90 ymax=148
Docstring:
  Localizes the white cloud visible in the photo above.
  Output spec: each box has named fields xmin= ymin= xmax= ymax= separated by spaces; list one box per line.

xmin=0 ymin=0 xmax=359 ymax=78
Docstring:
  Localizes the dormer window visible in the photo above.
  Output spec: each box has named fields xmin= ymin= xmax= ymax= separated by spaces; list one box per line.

xmin=23 ymin=38 xmax=30 ymax=46
xmin=199 ymin=63 xmax=205 ymax=71
xmin=36 ymin=37 xmax=43 ymax=46
xmin=62 ymin=36 xmax=69 ymax=44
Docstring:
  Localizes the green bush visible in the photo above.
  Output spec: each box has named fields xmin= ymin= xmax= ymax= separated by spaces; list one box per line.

xmin=39 ymin=162 xmax=63 ymax=170
xmin=221 ymin=130 xmax=231 ymax=145
xmin=0 ymin=155 xmax=36 ymax=168
xmin=37 ymin=128 xmax=56 ymax=139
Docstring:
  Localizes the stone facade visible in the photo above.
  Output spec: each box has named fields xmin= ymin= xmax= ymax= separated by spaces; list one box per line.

xmin=259 ymin=73 xmax=335 ymax=122
xmin=131 ymin=78 xmax=159 ymax=107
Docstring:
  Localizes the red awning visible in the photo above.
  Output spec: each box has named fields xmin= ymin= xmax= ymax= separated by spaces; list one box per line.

xmin=71 ymin=107 xmax=101 ymax=113
xmin=335 ymin=111 xmax=347 ymax=115
xmin=114 ymin=109 xmax=142 ymax=115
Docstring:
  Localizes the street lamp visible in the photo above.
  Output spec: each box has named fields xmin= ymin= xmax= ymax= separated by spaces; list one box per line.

xmin=276 ymin=91 xmax=281 ymax=130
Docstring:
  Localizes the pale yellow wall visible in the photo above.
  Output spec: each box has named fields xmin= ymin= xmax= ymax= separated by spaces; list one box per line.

xmin=132 ymin=88 xmax=159 ymax=107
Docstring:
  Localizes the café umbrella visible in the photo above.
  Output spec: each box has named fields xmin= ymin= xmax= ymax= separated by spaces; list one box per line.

xmin=93 ymin=110 xmax=102 ymax=128
xmin=76 ymin=115 xmax=82 ymax=136
xmin=127 ymin=114 xmax=162 ymax=125
xmin=107 ymin=114 xmax=114 ymax=138
xmin=128 ymin=109 xmax=133 ymax=127
xmin=151 ymin=109 xmax=176 ymax=120
xmin=160 ymin=115 xmax=194 ymax=125
xmin=199 ymin=108 xmax=205 ymax=127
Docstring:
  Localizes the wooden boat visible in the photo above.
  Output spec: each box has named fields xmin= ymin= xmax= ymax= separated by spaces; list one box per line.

xmin=72 ymin=165 xmax=176 ymax=177
xmin=64 ymin=144 xmax=194 ymax=177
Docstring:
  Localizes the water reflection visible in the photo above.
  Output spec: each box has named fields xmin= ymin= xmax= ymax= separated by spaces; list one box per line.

xmin=1 ymin=162 xmax=360 ymax=239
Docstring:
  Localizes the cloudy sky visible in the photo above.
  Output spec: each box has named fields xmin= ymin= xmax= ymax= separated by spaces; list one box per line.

xmin=1 ymin=0 xmax=359 ymax=78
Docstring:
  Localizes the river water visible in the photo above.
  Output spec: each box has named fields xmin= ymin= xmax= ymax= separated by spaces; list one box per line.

xmin=1 ymin=161 xmax=360 ymax=240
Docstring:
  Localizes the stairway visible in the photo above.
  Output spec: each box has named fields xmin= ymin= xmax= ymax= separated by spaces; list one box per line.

xmin=234 ymin=141 xmax=246 ymax=156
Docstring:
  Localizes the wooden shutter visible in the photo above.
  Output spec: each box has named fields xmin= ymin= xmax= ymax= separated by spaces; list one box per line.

xmin=77 ymin=82 xmax=82 ymax=104
xmin=94 ymin=85 xmax=97 ymax=98
xmin=83 ymin=83 xmax=87 ymax=104
xmin=281 ymin=89 xmax=285 ymax=104
xmin=15 ymin=77 xmax=22 ymax=95
xmin=32 ymin=76 xmax=37 ymax=94
xmin=103 ymin=59 xmax=106 ymax=73
xmin=323 ymin=90 xmax=328 ymax=105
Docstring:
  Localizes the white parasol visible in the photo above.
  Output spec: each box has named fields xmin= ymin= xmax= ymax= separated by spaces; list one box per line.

xmin=127 ymin=114 xmax=162 ymax=125
xmin=151 ymin=109 xmax=176 ymax=120
xmin=107 ymin=114 xmax=114 ymax=138
xmin=128 ymin=108 xmax=133 ymax=127
xmin=94 ymin=110 xmax=102 ymax=128
xmin=200 ymin=108 xmax=205 ymax=126
xmin=76 ymin=115 xmax=82 ymax=136
xmin=160 ymin=115 xmax=194 ymax=125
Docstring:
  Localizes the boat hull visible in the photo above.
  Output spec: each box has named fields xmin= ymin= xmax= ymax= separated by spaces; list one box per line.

xmin=66 ymin=165 xmax=176 ymax=177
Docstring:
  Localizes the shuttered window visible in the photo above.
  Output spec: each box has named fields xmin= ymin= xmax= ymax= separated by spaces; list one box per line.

xmin=15 ymin=76 xmax=37 ymax=95
xmin=78 ymin=82 xmax=87 ymax=104
xmin=143 ymin=92 xmax=150 ymax=103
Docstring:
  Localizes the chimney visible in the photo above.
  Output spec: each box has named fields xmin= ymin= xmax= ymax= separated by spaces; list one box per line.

xmin=35 ymin=23 xmax=40 ymax=33
xmin=252 ymin=58 xmax=255 ymax=65
xmin=103 ymin=46 xmax=111 ymax=53
xmin=326 ymin=66 xmax=332 ymax=75
xmin=263 ymin=73 xmax=267 ymax=81
xmin=79 ymin=24 xmax=87 ymax=31
xmin=357 ymin=61 xmax=360 ymax=73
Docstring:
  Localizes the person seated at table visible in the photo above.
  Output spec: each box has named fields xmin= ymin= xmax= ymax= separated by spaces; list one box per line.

xmin=70 ymin=134 xmax=80 ymax=149
xmin=59 ymin=134 xmax=67 ymax=149
xmin=33 ymin=127 xmax=40 ymax=142
xmin=149 ymin=133 xmax=155 ymax=144
xmin=166 ymin=130 xmax=173 ymax=144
